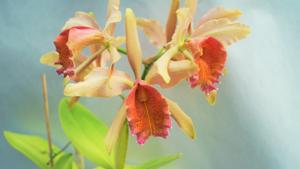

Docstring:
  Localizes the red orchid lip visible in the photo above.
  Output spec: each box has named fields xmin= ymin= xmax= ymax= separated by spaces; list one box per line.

xmin=53 ymin=26 xmax=102 ymax=77
xmin=186 ymin=37 xmax=227 ymax=95
xmin=125 ymin=80 xmax=171 ymax=144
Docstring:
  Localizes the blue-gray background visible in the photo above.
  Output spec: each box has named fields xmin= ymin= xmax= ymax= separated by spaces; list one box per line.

xmin=1 ymin=0 xmax=299 ymax=168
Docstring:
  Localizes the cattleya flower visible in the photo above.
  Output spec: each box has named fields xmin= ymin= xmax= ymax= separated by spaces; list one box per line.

xmin=40 ymin=0 xmax=133 ymax=98
xmin=138 ymin=0 xmax=250 ymax=104
xmin=138 ymin=0 xmax=198 ymax=88
xmin=105 ymin=8 xmax=196 ymax=152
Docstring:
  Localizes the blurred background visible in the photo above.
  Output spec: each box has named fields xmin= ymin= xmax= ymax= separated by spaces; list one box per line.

xmin=1 ymin=0 xmax=299 ymax=168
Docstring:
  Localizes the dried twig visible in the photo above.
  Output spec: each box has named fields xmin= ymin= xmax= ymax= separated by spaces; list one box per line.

xmin=41 ymin=74 xmax=54 ymax=168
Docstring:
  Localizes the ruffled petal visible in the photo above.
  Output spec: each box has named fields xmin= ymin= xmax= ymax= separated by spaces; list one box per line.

xmin=171 ymin=8 xmax=192 ymax=45
xmin=54 ymin=26 xmax=104 ymax=77
xmin=137 ymin=18 xmax=166 ymax=47
xmin=125 ymin=8 xmax=142 ymax=78
xmin=166 ymin=98 xmax=196 ymax=139
xmin=184 ymin=0 xmax=198 ymax=18
xmin=89 ymin=37 xmax=125 ymax=66
xmin=184 ymin=0 xmax=198 ymax=34
xmin=145 ymin=59 xmax=198 ymax=88
xmin=62 ymin=11 xmax=100 ymax=30
xmin=109 ymin=36 xmax=125 ymax=64
xmin=166 ymin=0 xmax=179 ymax=42
xmin=109 ymin=46 xmax=122 ymax=64
xmin=54 ymin=28 xmax=74 ymax=77
xmin=197 ymin=7 xmax=242 ymax=26
xmin=186 ymin=37 xmax=227 ymax=94
xmin=148 ymin=47 xmax=179 ymax=84
xmin=64 ymin=67 xmax=133 ymax=98
xmin=40 ymin=51 xmax=59 ymax=68
xmin=192 ymin=18 xmax=251 ymax=46
xmin=105 ymin=103 xmax=127 ymax=154
xmin=125 ymin=80 xmax=171 ymax=144
xmin=104 ymin=0 xmax=121 ymax=35
xmin=67 ymin=26 xmax=105 ymax=58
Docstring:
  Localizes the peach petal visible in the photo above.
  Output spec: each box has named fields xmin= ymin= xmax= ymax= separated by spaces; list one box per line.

xmin=146 ymin=60 xmax=198 ymax=88
xmin=64 ymin=67 xmax=133 ymax=98
xmin=125 ymin=8 xmax=142 ymax=78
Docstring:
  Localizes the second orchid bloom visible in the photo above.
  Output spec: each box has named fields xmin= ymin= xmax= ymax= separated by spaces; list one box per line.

xmin=139 ymin=0 xmax=250 ymax=104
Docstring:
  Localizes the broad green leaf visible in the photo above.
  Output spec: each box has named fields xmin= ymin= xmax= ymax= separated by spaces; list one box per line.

xmin=134 ymin=153 xmax=182 ymax=169
xmin=94 ymin=165 xmax=135 ymax=169
xmin=113 ymin=122 xmax=129 ymax=169
xmin=59 ymin=98 xmax=112 ymax=168
xmin=95 ymin=166 xmax=133 ymax=169
xmin=54 ymin=154 xmax=74 ymax=169
xmin=72 ymin=163 xmax=78 ymax=169
xmin=4 ymin=131 xmax=64 ymax=169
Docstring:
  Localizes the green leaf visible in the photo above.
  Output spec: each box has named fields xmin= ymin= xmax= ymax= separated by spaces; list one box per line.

xmin=72 ymin=163 xmax=78 ymax=169
xmin=54 ymin=154 xmax=74 ymax=169
xmin=113 ymin=122 xmax=129 ymax=169
xmin=59 ymin=98 xmax=112 ymax=168
xmin=134 ymin=153 xmax=182 ymax=169
xmin=4 ymin=131 xmax=64 ymax=169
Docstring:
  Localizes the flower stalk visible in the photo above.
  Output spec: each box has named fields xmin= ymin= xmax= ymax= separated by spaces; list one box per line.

xmin=141 ymin=48 xmax=167 ymax=80
xmin=117 ymin=47 xmax=128 ymax=55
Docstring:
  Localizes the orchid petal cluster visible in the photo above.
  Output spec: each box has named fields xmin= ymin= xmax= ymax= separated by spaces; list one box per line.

xmin=40 ymin=0 xmax=250 ymax=149
xmin=139 ymin=0 xmax=250 ymax=104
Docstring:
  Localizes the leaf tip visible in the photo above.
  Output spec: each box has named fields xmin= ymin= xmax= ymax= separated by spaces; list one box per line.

xmin=3 ymin=130 xmax=12 ymax=140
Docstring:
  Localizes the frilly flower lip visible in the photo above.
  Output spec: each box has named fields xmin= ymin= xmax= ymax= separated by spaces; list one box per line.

xmin=54 ymin=26 xmax=104 ymax=77
xmin=186 ymin=37 xmax=227 ymax=95
xmin=105 ymin=79 xmax=196 ymax=150
xmin=125 ymin=80 xmax=171 ymax=144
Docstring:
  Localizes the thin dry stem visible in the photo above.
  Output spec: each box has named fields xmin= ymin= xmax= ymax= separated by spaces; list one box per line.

xmin=41 ymin=74 xmax=54 ymax=168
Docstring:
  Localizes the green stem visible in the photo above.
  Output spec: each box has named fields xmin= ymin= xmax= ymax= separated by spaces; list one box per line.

xmin=117 ymin=47 xmax=128 ymax=55
xmin=118 ymin=94 xmax=125 ymax=100
xmin=116 ymin=47 xmax=167 ymax=80
xmin=47 ymin=142 xmax=72 ymax=165
xmin=141 ymin=48 xmax=166 ymax=80
xmin=141 ymin=64 xmax=151 ymax=80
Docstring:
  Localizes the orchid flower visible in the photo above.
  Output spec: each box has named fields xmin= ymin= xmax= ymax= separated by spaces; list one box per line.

xmin=105 ymin=8 xmax=196 ymax=152
xmin=186 ymin=5 xmax=250 ymax=104
xmin=137 ymin=0 xmax=198 ymax=88
xmin=138 ymin=0 xmax=250 ymax=104
xmin=40 ymin=0 xmax=133 ymax=98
